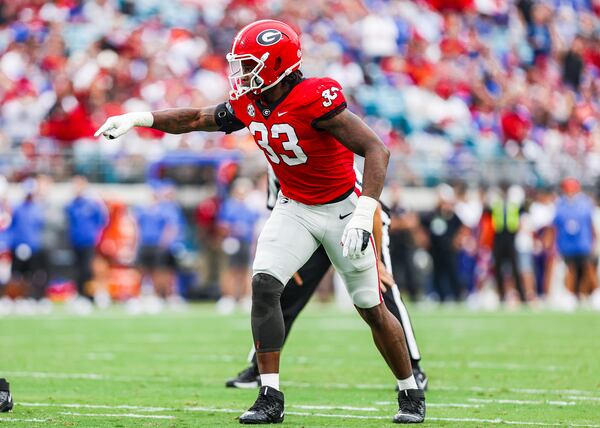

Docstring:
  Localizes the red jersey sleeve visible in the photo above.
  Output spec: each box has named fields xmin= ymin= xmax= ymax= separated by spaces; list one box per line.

xmin=301 ymin=77 xmax=347 ymax=128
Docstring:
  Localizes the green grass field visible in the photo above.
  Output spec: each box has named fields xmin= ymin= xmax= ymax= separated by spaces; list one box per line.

xmin=1 ymin=304 xmax=599 ymax=427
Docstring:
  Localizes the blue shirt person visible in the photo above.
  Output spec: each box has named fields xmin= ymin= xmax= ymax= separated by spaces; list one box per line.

xmin=11 ymin=196 xmax=44 ymax=253
xmin=65 ymin=196 xmax=107 ymax=249
xmin=554 ymin=192 xmax=595 ymax=257
xmin=134 ymin=202 xmax=169 ymax=248
xmin=64 ymin=176 xmax=108 ymax=296
xmin=10 ymin=180 xmax=47 ymax=299
xmin=218 ymin=195 xmax=259 ymax=245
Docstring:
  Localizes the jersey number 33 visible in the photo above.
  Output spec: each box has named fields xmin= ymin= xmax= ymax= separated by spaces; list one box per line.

xmin=249 ymin=122 xmax=308 ymax=166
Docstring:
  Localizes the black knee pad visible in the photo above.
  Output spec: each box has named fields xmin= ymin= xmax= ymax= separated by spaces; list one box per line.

xmin=251 ymin=273 xmax=285 ymax=353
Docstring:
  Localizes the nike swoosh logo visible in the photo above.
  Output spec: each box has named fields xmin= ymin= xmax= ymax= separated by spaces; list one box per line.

xmin=339 ymin=212 xmax=352 ymax=220
xmin=277 ymin=111 xmax=288 ymax=117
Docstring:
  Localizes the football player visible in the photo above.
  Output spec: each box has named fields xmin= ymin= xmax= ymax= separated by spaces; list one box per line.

xmin=96 ymin=20 xmax=425 ymax=424
xmin=226 ymin=166 xmax=428 ymax=391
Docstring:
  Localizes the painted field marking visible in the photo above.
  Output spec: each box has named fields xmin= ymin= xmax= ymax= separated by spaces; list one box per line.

xmin=4 ymin=371 xmax=104 ymax=380
xmin=20 ymin=402 xmax=173 ymax=412
xmin=427 ymin=361 xmax=562 ymax=372
xmin=172 ymin=406 xmax=600 ymax=426
xmin=3 ymin=371 xmax=170 ymax=382
xmin=291 ymin=405 xmax=379 ymax=412
xmin=373 ymin=401 xmax=481 ymax=408
xmin=58 ymin=412 xmax=175 ymax=420
xmin=11 ymin=402 xmax=600 ymax=426
xmin=468 ymin=398 xmax=576 ymax=406
xmin=567 ymin=396 xmax=600 ymax=402
xmin=0 ymin=417 xmax=47 ymax=423
xmin=282 ymin=380 xmax=600 ymax=398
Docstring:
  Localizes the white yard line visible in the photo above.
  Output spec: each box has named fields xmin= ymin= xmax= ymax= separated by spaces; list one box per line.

xmin=176 ymin=406 xmax=600 ymax=426
xmin=566 ymin=396 xmax=600 ymax=402
xmin=499 ymin=387 xmax=599 ymax=397
xmin=11 ymin=402 xmax=600 ymax=426
xmin=19 ymin=402 xmax=173 ymax=412
xmin=427 ymin=361 xmax=561 ymax=372
xmin=282 ymin=380 xmax=390 ymax=390
xmin=282 ymin=380 xmax=600 ymax=398
xmin=183 ymin=406 xmax=239 ymax=413
xmin=3 ymin=371 xmax=170 ymax=382
xmin=468 ymin=398 xmax=576 ymax=406
xmin=373 ymin=401 xmax=481 ymax=408
xmin=58 ymin=412 xmax=175 ymax=420
xmin=292 ymin=405 xmax=379 ymax=412
xmin=425 ymin=403 xmax=483 ymax=408
xmin=3 ymin=371 xmax=105 ymax=380
xmin=0 ymin=417 xmax=47 ymax=423
xmin=428 ymin=417 xmax=600 ymax=427
xmin=286 ymin=410 xmax=386 ymax=419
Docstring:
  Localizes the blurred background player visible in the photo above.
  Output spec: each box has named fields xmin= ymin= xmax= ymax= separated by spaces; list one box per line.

xmin=529 ymin=187 xmax=556 ymax=297
xmin=387 ymin=182 xmax=422 ymax=302
xmin=0 ymin=178 xmax=12 ymax=291
xmin=216 ymin=178 xmax=260 ymax=314
xmin=226 ymin=167 xmax=428 ymax=390
xmin=8 ymin=178 xmax=47 ymax=300
xmin=489 ymin=182 xmax=527 ymax=303
xmin=554 ymin=178 xmax=598 ymax=299
xmin=421 ymin=184 xmax=468 ymax=302
xmin=134 ymin=183 xmax=176 ymax=299
xmin=65 ymin=175 xmax=107 ymax=300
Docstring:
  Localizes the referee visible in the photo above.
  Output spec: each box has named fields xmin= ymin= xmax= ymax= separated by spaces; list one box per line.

xmin=225 ymin=167 xmax=427 ymax=390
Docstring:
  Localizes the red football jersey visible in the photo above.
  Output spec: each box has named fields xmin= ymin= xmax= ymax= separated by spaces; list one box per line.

xmin=230 ymin=77 xmax=356 ymax=205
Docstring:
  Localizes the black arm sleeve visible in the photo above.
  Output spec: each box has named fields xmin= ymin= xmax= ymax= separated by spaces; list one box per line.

xmin=214 ymin=102 xmax=245 ymax=134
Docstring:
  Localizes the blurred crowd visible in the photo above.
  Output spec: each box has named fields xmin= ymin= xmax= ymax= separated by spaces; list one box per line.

xmin=0 ymin=0 xmax=599 ymax=184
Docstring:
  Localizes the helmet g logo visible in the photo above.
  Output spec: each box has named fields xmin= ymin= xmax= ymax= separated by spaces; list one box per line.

xmin=257 ymin=30 xmax=282 ymax=46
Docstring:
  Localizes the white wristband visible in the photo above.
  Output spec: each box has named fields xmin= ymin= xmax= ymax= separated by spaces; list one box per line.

xmin=129 ymin=111 xmax=154 ymax=127
xmin=349 ymin=195 xmax=378 ymax=233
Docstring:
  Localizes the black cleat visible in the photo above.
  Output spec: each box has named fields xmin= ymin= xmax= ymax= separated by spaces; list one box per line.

xmin=239 ymin=386 xmax=284 ymax=424
xmin=413 ymin=368 xmax=428 ymax=391
xmin=393 ymin=389 xmax=425 ymax=424
xmin=226 ymin=365 xmax=260 ymax=389
xmin=0 ymin=379 xmax=13 ymax=413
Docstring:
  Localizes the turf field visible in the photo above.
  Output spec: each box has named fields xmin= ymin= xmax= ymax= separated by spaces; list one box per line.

xmin=1 ymin=303 xmax=599 ymax=427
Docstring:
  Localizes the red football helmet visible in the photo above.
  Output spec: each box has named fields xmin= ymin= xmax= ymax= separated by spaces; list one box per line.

xmin=226 ymin=20 xmax=302 ymax=100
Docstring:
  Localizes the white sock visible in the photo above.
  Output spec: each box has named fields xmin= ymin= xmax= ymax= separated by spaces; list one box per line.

xmin=260 ymin=373 xmax=280 ymax=390
xmin=397 ymin=375 xmax=418 ymax=391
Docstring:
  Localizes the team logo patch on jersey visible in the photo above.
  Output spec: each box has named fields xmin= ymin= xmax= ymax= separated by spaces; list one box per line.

xmin=257 ymin=29 xmax=282 ymax=46
xmin=263 ymin=109 xmax=271 ymax=116
xmin=247 ymin=104 xmax=256 ymax=117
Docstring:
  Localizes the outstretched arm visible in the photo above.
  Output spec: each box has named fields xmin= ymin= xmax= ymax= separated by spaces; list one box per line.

xmin=151 ymin=107 xmax=220 ymax=133
xmin=95 ymin=103 xmax=244 ymax=139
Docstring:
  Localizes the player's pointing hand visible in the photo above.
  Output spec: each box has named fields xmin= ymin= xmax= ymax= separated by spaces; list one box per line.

xmin=94 ymin=112 xmax=154 ymax=140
